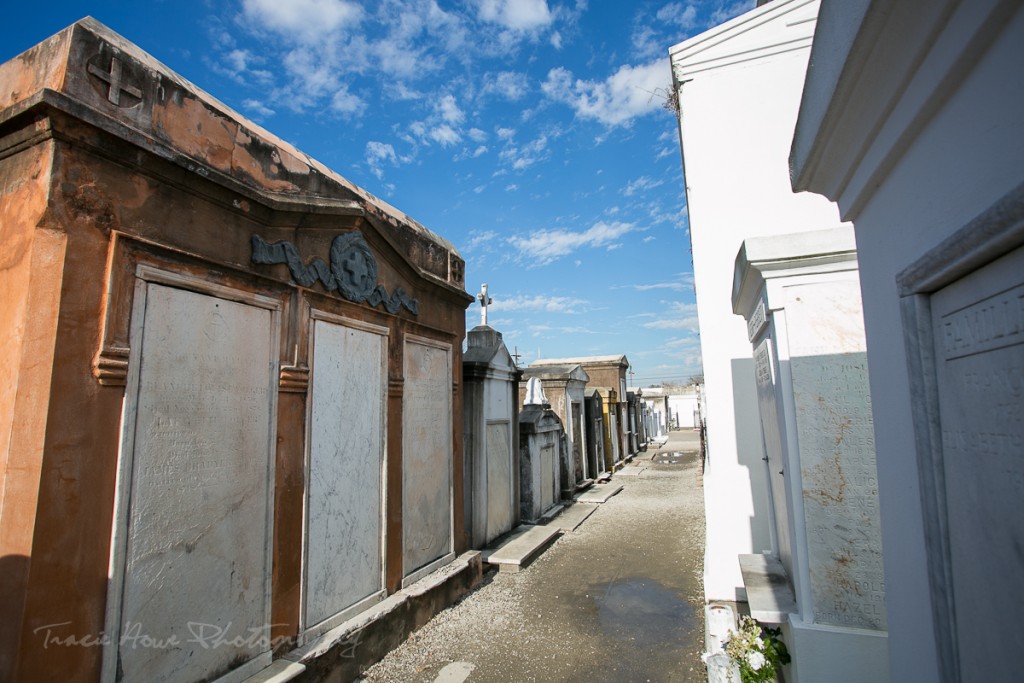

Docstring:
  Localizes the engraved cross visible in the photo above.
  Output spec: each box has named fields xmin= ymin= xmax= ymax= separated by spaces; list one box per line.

xmin=88 ymin=57 xmax=142 ymax=106
xmin=342 ymin=252 xmax=369 ymax=287
xmin=477 ymin=283 xmax=493 ymax=326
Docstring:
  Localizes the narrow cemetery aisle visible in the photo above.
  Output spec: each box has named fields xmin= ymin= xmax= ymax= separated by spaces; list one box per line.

xmin=363 ymin=431 xmax=706 ymax=683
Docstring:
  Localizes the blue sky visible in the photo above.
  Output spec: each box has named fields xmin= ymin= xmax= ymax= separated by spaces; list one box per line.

xmin=2 ymin=0 xmax=753 ymax=386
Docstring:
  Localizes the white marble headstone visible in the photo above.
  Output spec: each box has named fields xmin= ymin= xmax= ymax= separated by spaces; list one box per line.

xmin=787 ymin=282 xmax=886 ymax=631
xmin=402 ymin=338 xmax=453 ymax=577
xmin=928 ymin=246 xmax=1023 ymax=678
xmin=116 ymin=283 xmax=275 ymax=683
xmin=305 ymin=319 xmax=385 ymax=631
xmin=485 ymin=421 xmax=513 ymax=540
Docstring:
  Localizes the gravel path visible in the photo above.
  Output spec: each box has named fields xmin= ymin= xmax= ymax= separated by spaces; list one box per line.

xmin=362 ymin=431 xmax=706 ymax=683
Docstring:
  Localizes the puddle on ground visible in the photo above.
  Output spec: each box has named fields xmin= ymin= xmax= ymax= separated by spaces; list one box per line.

xmin=591 ymin=577 xmax=694 ymax=644
xmin=652 ymin=452 xmax=686 ymax=465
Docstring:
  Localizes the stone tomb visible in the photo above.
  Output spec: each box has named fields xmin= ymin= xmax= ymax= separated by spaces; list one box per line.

xmin=584 ymin=389 xmax=607 ymax=479
xmin=532 ymin=356 xmax=631 ymax=465
xmin=462 ymin=324 xmax=521 ymax=548
xmin=0 ymin=19 xmax=478 ymax=683
xmin=898 ymin=200 xmax=1024 ymax=682
xmin=732 ymin=228 xmax=888 ymax=680
xmin=519 ymin=364 xmax=591 ymax=496
xmin=519 ymin=395 xmax=565 ymax=523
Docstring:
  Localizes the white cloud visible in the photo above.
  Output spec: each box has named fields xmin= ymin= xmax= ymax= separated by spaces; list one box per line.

xmin=505 ymin=184 xmax=519 ymax=192
xmin=472 ymin=145 xmax=489 ymax=157
xmin=623 ymin=175 xmax=665 ymax=196
xmin=550 ymin=30 xmax=563 ymax=49
xmin=496 ymin=127 xmax=516 ymax=140
xmin=710 ymin=0 xmax=756 ymax=25
xmin=429 ymin=124 xmax=462 ymax=146
xmin=242 ymin=0 xmax=363 ymax=43
xmin=509 ymin=220 xmax=636 ymax=265
xmin=242 ymin=98 xmax=275 ymax=118
xmin=641 ymin=301 xmax=699 ymax=331
xmin=482 ymin=71 xmax=530 ymax=100
xmin=468 ymin=127 xmax=488 ymax=142
xmin=491 ymin=293 xmax=588 ymax=314
xmin=542 ymin=59 xmax=670 ymax=127
xmin=656 ymin=2 xmax=699 ymax=28
xmin=473 ymin=185 xmax=486 ymax=193
xmin=500 ymin=134 xmax=549 ymax=170
xmin=366 ymin=140 xmax=398 ymax=179
xmin=437 ymin=94 xmax=465 ymax=124
xmin=475 ymin=0 xmax=554 ymax=31
xmin=462 ymin=230 xmax=498 ymax=252
xmin=330 ymin=87 xmax=365 ymax=116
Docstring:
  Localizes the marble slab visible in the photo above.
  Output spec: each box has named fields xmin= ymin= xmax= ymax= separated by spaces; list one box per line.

xmin=576 ymin=483 xmax=623 ymax=504
xmin=483 ymin=524 xmax=562 ymax=573
xmin=540 ymin=443 xmax=557 ymax=511
xmin=485 ymin=421 xmax=513 ymax=541
xmin=543 ymin=502 xmax=597 ymax=531
xmin=787 ymin=282 xmax=886 ymax=631
xmin=117 ymin=283 xmax=275 ymax=682
xmin=402 ymin=338 xmax=453 ymax=577
xmin=928 ymin=246 xmax=1024 ymax=679
xmin=753 ymin=337 xmax=793 ymax=574
xmin=305 ymin=319 xmax=386 ymax=631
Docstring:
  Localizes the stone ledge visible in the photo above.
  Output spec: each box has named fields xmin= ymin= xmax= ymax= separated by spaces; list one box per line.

xmin=738 ymin=553 xmax=798 ymax=624
xmin=576 ymin=483 xmax=623 ymax=504
xmin=278 ymin=551 xmax=483 ymax=682
xmin=483 ymin=525 xmax=562 ymax=573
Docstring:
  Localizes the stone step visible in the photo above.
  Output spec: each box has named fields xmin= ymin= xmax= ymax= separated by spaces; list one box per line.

xmin=482 ymin=524 xmax=562 ymax=573
xmin=575 ymin=483 xmax=623 ymax=504
xmin=616 ymin=465 xmax=644 ymax=477
xmin=542 ymin=502 xmax=598 ymax=532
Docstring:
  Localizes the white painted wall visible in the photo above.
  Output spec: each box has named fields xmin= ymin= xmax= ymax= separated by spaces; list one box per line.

xmin=792 ymin=1 xmax=1024 ymax=679
xmin=670 ymin=0 xmax=848 ymax=602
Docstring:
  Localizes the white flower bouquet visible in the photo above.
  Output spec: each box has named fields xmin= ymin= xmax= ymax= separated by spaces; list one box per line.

xmin=723 ymin=615 xmax=791 ymax=683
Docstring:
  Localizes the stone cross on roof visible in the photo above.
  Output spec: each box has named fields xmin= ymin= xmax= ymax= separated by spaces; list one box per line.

xmin=477 ymin=283 xmax=493 ymax=326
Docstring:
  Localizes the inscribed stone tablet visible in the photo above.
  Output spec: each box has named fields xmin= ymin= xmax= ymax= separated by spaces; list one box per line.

xmin=930 ymin=246 xmax=1024 ymax=680
xmin=753 ymin=338 xmax=793 ymax=573
xmin=786 ymin=282 xmax=886 ymax=631
xmin=305 ymin=319 xmax=385 ymax=629
xmin=402 ymin=338 xmax=453 ymax=575
xmin=119 ymin=284 xmax=274 ymax=682
xmin=485 ymin=421 xmax=513 ymax=541
xmin=540 ymin=444 xmax=556 ymax=511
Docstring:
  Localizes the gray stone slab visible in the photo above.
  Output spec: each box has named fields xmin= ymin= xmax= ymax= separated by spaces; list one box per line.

xmin=617 ymin=465 xmax=644 ymax=477
xmin=402 ymin=338 xmax=453 ymax=578
xmin=118 ymin=284 xmax=276 ymax=683
xmin=576 ymin=483 xmax=623 ymax=503
xmin=738 ymin=553 xmax=798 ymax=624
xmin=483 ymin=525 xmax=562 ymax=573
xmin=306 ymin=319 xmax=385 ymax=631
xmin=542 ymin=503 xmax=597 ymax=531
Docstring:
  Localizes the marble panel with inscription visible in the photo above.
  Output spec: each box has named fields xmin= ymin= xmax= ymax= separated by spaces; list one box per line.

xmin=119 ymin=284 xmax=275 ymax=683
xmin=754 ymin=337 xmax=793 ymax=575
xmin=930 ymin=246 xmax=1023 ymax=680
xmin=485 ymin=421 xmax=513 ymax=541
xmin=305 ymin=320 xmax=385 ymax=630
xmin=540 ymin=444 xmax=556 ymax=511
xmin=402 ymin=339 xmax=453 ymax=575
xmin=786 ymin=282 xmax=886 ymax=631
